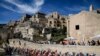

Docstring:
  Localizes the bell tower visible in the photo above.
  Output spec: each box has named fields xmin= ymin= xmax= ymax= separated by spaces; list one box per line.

xmin=89 ymin=4 xmax=94 ymax=12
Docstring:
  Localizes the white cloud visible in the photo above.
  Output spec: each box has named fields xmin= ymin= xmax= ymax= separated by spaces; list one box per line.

xmin=1 ymin=4 xmax=18 ymax=12
xmin=1 ymin=0 xmax=44 ymax=14
xmin=35 ymin=0 xmax=44 ymax=6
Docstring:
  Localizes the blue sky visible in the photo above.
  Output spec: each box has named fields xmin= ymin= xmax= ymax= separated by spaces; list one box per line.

xmin=0 ymin=0 xmax=100 ymax=24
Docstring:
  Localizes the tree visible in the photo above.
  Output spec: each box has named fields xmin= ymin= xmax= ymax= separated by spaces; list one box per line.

xmin=14 ymin=32 xmax=22 ymax=39
xmin=62 ymin=25 xmax=67 ymax=35
xmin=0 ymin=35 xmax=3 ymax=45
xmin=0 ymin=35 xmax=1 ymax=40
xmin=33 ymin=35 xmax=47 ymax=41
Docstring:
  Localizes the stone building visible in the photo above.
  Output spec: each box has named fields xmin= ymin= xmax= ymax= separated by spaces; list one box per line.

xmin=14 ymin=13 xmax=47 ymax=40
xmin=46 ymin=12 xmax=67 ymax=29
xmin=14 ymin=12 xmax=68 ymax=41
xmin=14 ymin=21 xmax=34 ymax=40
xmin=30 ymin=12 xmax=47 ymax=25
xmin=68 ymin=5 xmax=100 ymax=42
xmin=20 ymin=14 xmax=32 ymax=23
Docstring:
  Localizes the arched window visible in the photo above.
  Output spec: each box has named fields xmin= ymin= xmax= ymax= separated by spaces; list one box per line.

xmin=54 ymin=21 xmax=56 ymax=23
xmin=50 ymin=21 xmax=52 ymax=24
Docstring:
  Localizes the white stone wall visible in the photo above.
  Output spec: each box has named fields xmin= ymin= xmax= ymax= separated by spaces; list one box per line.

xmin=14 ymin=26 xmax=34 ymax=40
xmin=9 ymin=39 xmax=100 ymax=56
xmin=69 ymin=11 xmax=100 ymax=42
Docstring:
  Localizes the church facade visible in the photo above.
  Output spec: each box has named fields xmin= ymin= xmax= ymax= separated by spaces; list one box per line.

xmin=68 ymin=5 xmax=100 ymax=42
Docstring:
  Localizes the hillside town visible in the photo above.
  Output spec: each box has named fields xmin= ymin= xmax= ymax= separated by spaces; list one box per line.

xmin=0 ymin=5 xmax=100 ymax=56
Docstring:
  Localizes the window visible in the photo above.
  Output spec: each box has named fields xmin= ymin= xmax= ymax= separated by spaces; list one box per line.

xmin=51 ymin=15 xmax=53 ymax=18
xmin=57 ymin=24 xmax=60 ymax=27
xmin=61 ymin=18 xmax=65 ymax=20
xmin=54 ymin=21 xmax=56 ymax=23
xmin=63 ymin=21 xmax=66 ymax=23
xmin=50 ymin=21 xmax=52 ymax=24
xmin=58 ymin=15 xmax=60 ymax=19
xmin=75 ymin=25 xmax=79 ymax=30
